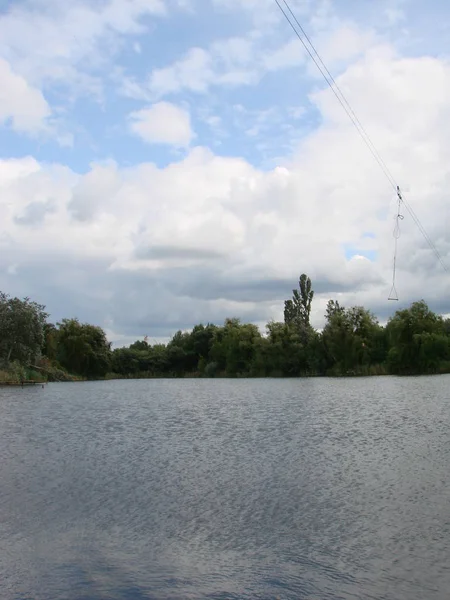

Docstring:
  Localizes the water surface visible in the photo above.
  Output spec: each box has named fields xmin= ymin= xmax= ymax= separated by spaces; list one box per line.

xmin=1 ymin=376 xmax=449 ymax=599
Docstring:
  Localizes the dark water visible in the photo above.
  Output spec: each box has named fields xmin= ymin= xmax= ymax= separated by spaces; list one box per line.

xmin=1 ymin=377 xmax=449 ymax=600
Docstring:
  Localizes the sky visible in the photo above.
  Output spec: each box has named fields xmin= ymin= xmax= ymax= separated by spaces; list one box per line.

xmin=1 ymin=0 xmax=450 ymax=346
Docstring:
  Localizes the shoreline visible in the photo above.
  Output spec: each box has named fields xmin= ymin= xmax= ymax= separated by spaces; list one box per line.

xmin=3 ymin=371 xmax=449 ymax=385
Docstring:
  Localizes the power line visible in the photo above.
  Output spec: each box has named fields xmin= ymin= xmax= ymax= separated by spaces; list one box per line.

xmin=274 ymin=0 xmax=448 ymax=276
xmin=280 ymin=0 xmax=398 ymax=190
xmin=274 ymin=0 xmax=397 ymax=191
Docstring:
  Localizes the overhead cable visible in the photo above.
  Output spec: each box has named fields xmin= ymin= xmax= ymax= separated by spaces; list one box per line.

xmin=274 ymin=0 xmax=448 ymax=276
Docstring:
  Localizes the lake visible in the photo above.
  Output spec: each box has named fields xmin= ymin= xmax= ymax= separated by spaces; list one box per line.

xmin=1 ymin=376 xmax=449 ymax=599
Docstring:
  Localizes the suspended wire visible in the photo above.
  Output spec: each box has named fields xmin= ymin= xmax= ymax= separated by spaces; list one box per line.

xmin=388 ymin=187 xmax=404 ymax=300
xmin=274 ymin=0 xmax=449 ymax=278
xmin=280 ymin=0 xmax=398 ymax=191
xmin=274 ymin=0 xmax=397 ymax=191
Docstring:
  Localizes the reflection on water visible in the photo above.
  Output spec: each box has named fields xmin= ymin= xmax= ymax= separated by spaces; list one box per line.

xmin=1 ymin=376 xmax=450 ymax=599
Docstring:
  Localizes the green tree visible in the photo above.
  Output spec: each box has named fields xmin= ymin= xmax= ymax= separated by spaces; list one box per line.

xmin=322 ymin=302 xmax=384 ymax=375
xmin=386 ymin=300 xmax=448 ymax=374
xmin=167 ymin=330 xmax=197 ymax=372
xmin=42 ymin=323 xmax=58 ymax=361
xmin=265 ymin=321 xmax=309 ymax=376
xmin=129 ymin=339 xmax=150 ymax=351
xmin=284 ymin=273 xmax=314 ymax=330
xmin=0 ymin=292 xmax=48 ymax=365
xmin=56 ymin=318 xmax=112 ymax=378
xmin=190 ymin=324 xmax=217 ymax=368
xmin=325 ymin=299 xmax=345 ymax=321
xmin=111 ymin=348 xmax=140 ymax=376
xmin=210 ymin=318 xmax=262 ymax=376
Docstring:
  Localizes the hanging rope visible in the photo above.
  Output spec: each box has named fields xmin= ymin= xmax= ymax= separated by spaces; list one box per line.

xmin=388 ymin=186 xmax=404 ymax=300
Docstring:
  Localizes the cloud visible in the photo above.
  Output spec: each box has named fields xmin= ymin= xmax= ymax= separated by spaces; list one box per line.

xmin=0 ymin=0 xmax=191 ymax=126
xmin=129 ymin=102 xmax=194 ymax=147
xmin=1 ymin=0 xmax=450 ymax=346
xmin=135 ymin=244 xmax=224 ymax=261
xmin=0 ymin=0 xmax=167 ymax=87
xmin=0 ymin=0 xmax=190 ymax=143
xmin=147 ymin=48 xmax=214 ymax=97
xmin=262 ymin=39 xmax=306 ymax=71
xmin=2 ymin=32 xmax=450 ymax=342
xmin=120 ymin=30 xmax=313 ymax=101
xmin=383 ymin=0 xmax=408 ymax=25
xmin=123 ymin=42 xmax=261 ymax=101
xmin=14 ymin=199 xmax=56 ymax=226
xmin=313 ymin=23 xmax=377 ymax=67
xmin=118 ymin=5 xmax=381 ymax=104
xmin=0 ymin=58 xmax=51 ymax=133
xmin=68 ymin=162 xmax=121 ymax=221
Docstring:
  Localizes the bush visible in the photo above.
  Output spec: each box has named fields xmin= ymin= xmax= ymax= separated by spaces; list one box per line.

xmin=204 ymin=361 xmax=218 ymax=378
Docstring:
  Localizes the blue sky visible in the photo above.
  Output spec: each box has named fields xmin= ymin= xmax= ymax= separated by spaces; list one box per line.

xmin=1 ymin=0 xmax=450 ymax=343
xmin=2 ymin=0 xmax=437 ymax=172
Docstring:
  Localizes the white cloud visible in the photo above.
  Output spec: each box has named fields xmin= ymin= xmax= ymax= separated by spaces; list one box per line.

xmin=122 ymin=5 xmax=379 ymax=103
xmin=0 ymin=0 xmax=174 ymax=103
xmin=2 ymin=44 xmax=450 ymax=339
xmin=0 ymin=0 xmax=188 ymax=142
xmin=210 ymin=36 xmax=255 ymax=68
xmin=135 ymin=40 xmax=259 ymax=101
xmin=314 ymin=23 xmax=377 ymax=67
xmin=147 ymin=48 xmax=215 ymax=97
xmin=263 ymin=39 xmax=306 ymax=71
xmin=129 ymin=102 xmax=194 ymax=147
xmin=0 ymin=58 xmax=50 ymax=133
xmin=125 ymin=7 xmax=367 ymax=103
xmin=384 ymin=0 xmax=408 ymax=25
xmin=385 ymin=8 xmax=405 ymax=26
xmin=122 ymin=34 xmax=309 ymax=100
xmin=1 ymin=1 xmax=450 ymax=341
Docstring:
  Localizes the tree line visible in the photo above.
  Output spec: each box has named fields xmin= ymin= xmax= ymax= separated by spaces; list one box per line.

xmin=1 ymin=275 xmax=450 ymax=381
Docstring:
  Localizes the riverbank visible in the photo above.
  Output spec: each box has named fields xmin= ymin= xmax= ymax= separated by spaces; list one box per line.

xmin=3 ymin=363 xmax=450 ymax=385
xmin=0 ymin=360 xmax=82 ymax=385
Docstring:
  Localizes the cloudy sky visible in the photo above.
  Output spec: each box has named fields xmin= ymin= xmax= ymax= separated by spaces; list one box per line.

xmin=1 ymin=0 xmax=449 ymax=345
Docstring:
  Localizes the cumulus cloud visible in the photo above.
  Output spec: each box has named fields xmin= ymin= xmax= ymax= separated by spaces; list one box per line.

xmin=129 ymin=102 xmax=194 ymax=147
xmin=0 ymin=0 xmax=189 ymax=142
xmin=0 ymin=0 xmax=167 ymax=87
xmin=0 ymin=0 xmax=192 ymax=134
xmin=0 ymin=58 xmax=51 ymax=133
xmin=2 ymin=36 xmax=450 ymax=343
xmin=118 ymin=2 xmax=394 ymax=106
xmin=1 ymin=0 xmax=449 ymax=345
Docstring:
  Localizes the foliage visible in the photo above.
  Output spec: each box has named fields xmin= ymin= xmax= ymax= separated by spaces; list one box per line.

xmin=2 ymin=278 xmax=450 ymax=382
xmin=0 ymin=360 xmax=50 ymax=384
xmin=386 ymin=301 xmax=450 ymax=374
xmin=0 ymin=292 xmax=48 ymax=366
xmin=56 ymin=318 xmax=112 ymax=378
xmin=209 ymin=318 xmax=262 ymax=376
xmin=321 ymin=303 xmax=385 ymax=375
xmin=284 ymin=273 xmax=314 ymax=331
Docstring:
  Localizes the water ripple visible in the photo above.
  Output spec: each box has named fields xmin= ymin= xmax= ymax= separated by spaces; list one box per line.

xmin=1 ymin=376 xmax=450 ymax=599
